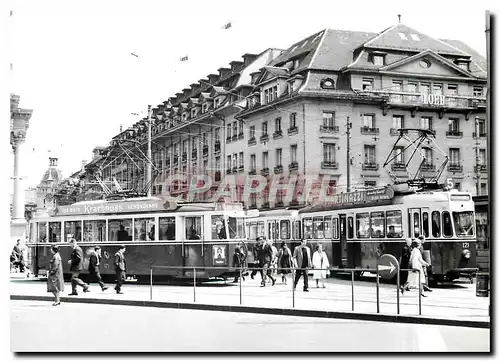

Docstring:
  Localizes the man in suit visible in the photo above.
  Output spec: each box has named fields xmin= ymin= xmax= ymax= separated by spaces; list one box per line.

xmin=68 ymin=239 xmax=90 ymax=296
xmin=88 ymin=246 xmax=108 ymax=292
xmin=11 ymin=239 xmax=25 ymax=272
xmin=293 ymin=239 xmax=313 ymax=292
xmin=260 ymin=239 xmax=276 ymax=287
xmin=250 ymin=237 xmax=264 ymax=280
xmin=114 ymin=245 xmax=126 ymax=294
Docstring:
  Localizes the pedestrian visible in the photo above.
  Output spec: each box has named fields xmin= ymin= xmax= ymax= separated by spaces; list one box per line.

xmin=399 ymin=238 xmax=412 ymax=294
xmin=88 ymin=246 xmax=108 ymax=291
xmin=114 ymin=245 xmax=126 ymax=294
xmin=269 ymin=240 xmax=279 ymax=283
xmin=407 ymin=239 xmax=429 ymax=297
xmin=47 ymin=245 xmax=64 ymax=306
xmin=232 ymin=242 xmax=246 ymax=283
xmin=68 ymin=238 xmax=90 ymax=296
xmin=11 ymin=239 xmax=25 ymax=273
xmin=293 ymin=239 xmax=312 ymax=292
xmin=312 ymin=243 xmax=330 ymax=288
xmin=277 ymin=241 xmax=293 ymax=284
xmin=418 ymin=235 xmax=433 ymax=292
xmin=250 ymin=237 xmax=264 ymax=281
xmin=260 ymin=239 xmax=276 ymax=287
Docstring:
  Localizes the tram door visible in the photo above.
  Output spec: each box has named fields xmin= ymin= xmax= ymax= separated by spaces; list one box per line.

xmin=339 ymin=214 xmax=348 ymax=268
xmin=182 ymin=216 xmax=205 ymax=277
xmin=268 ymin=220 xmax=279 ymax=242
xmin=408 ymin=208 xmax=422 ymax=239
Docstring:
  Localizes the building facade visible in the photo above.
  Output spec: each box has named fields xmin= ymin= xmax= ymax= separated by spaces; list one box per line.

xmin=78 ymin=22 xmax=488 ymax=209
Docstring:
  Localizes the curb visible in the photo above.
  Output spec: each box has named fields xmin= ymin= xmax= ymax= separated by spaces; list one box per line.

xmin=10 ymin=294 xmax=490 ymax=329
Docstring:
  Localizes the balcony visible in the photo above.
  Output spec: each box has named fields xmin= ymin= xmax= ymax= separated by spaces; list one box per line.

xmin=320 ymin=125 xmax=339 ymax=133
xmin=214 ymin=141 xmax=221 ymax=154
xmin=362 ymin=163 xmax=379 ymax=170
xmin=446 ymin=131 xmax=463 ymax=138
xmin=248 ymin=169 xmax=256 ymax=175
xmin=321 ymin=161 xmax=338 ymax=169
xmin=288 ymin=127 xmax=298 ymax=135
xmin=448 ymin=164 xmax=463 ymax=173
xmin=390 ymin=128 xmax=403 ymax=136
xmin=238 ymin=132 xmax=244 ymax=140
xmin=274 ymin=165 xmax=283 ymax=174
xmin=226 ymin=168 xmax=232 ymax=174
xmin=421 ymin=163 xmax=435 ymax=171
xmin=260 ymin=134 xmax=269 ymax=142
xmin=379 ymin=91 xmax=487 ymax=109
xmin=202 ymin=145 xmax=209 ymax=157
xmin=472 ymin=132 xmax=487 ymax=138
xmin=391 ymin=163 xmax=406 ymax=171
xmin=232 ymin=135 xmax=238 ymax=141
xmin=474 ymin=164 xmax=488 ymax=172
xmin=289 ymin=161 xmax=299 ymax=171
xmin=361 ymin=126 xmax=379 ymax=135
xmin=232 ymin=167 xmax=238 ymax=174
xmin=261 ymin=167 xmax=269 ymax=175
xmin=237 ymin=166 xmax=244 ymax=173
xmin=248 ymin=137 xmax=256 ymax=146
xmin=191 ymin=149 xmax=198 ymax=159
xmin=273 ymin=130 xmax=283 ymax=139
xmin=182 ymin=152 xmax=187 ymax=163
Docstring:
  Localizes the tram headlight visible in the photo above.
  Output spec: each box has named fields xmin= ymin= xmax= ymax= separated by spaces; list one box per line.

xmin=462 ymin=249 xmax=471 ymax=259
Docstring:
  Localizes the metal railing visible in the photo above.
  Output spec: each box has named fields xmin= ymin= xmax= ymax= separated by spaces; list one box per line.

xmin=148 ymin=266 xmax=423 ymax=315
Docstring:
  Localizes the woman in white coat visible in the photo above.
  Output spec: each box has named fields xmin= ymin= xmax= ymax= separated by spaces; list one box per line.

xmin=312 ymin=243 xmax=330 ymax=288
xmin=407 ymin=239 xmax=430 ymax=297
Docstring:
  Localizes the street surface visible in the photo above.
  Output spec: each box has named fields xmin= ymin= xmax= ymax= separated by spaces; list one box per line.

xmin=10 ymin=300 xmax=489 ymax=352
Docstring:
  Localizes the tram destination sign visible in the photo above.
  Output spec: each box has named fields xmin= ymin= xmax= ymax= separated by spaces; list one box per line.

xmin=328 ymin=186 xmax=394 ymax=206
xmin=55 ymin=199 xmax=168 ymax=216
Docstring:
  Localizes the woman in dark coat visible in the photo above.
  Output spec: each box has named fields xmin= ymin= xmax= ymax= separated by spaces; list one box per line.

xmin=399 ymin=238 xmax=412 ymax=294
xmin=47 ymin=245 xmax=64 ymax=306
xmin=277 ymin=241 xmax=293 ymax=284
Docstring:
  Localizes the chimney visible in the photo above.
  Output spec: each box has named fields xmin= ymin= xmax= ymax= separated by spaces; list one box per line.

xmin=218 ymin=67 xmax=231 ymax=78
xmin=242 ymin=53 xmax=258 ymax=65
xmin=207 ymin=74 xmax=219 ymax=84
xmin=230 ymin=61 xmax=244 ymax=72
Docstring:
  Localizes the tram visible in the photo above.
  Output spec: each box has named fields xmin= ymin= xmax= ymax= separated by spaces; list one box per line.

xmin=26 ymin=197 xmax=250 ymax=282
xmin=246 ymin=185 xmax=477 ymax=284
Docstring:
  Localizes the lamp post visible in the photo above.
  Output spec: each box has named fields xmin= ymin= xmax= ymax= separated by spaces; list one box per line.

xmin=10 ymin=94 xmax=33 ymax=243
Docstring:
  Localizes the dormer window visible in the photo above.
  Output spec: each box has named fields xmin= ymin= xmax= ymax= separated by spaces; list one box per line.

xmin=202 ymin=103 xmax=208 ymax=113
xmin=214 ymin=98 xmax=220 ymax=108
xmin=457 ymin=62 xmax=469 ymax=71
xmin=398 ymin=33 xmax=407 ymax=40
xmin=191 ymin=109 xmax=197 ymax=118
xmin=410 ymin=34 xmax=420 ymax=41
xmin=182 ymin=112 xmax=187 ymax=121
xmin=373 ymin=55 xmax=385 ymax=66
xmin=362 ymin=78 xmax=374 ymax=91
xmin=264 ymin=85 xmax=278 ymax=104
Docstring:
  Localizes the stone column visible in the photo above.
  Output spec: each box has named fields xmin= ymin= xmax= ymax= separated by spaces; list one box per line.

xmin=10 ymin=94 xmax=33 ymax=244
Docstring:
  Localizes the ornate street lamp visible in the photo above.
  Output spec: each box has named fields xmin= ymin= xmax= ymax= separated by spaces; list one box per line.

xmin=10 ymin=94 xmax=33 ymax=243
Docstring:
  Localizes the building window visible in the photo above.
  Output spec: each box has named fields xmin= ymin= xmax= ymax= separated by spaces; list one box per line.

xmin=420 ymin=83 xmax=430 ymax=98
xmin=290 ymin=144 xmax=297 ymax=164
xmin=394 ymin=146 xmax=404 ymax=164
xmin=264 ymin=89 xmax=270 ymax=104
xmin=215 ymin=128 xmax=220 ymax=142
xmin=410 ymin=34 xmax=420 ymax=41
xmin=226 ymin=156 xmax=232 ymax=171
xmin=272 ymin=85 xmax=278 ymax=101
xmin=232 ymin=122 xmax=238 ymax=138
xmin=473 ymin=86 xmax=483 ymax=97
xmin=276 ymin=148 xmax=282 ymax=166
xmin=449 ymin=148 xmax=460 ymax=165
xmin=423 ymin=147 xmax=433 ymax=165
xmin=239 ymin=152 xmax=244 ymax=169
xmin=448 ymin=118 xmax=460 ymax=135
xmin=249 ymin=125 xmax=255 ymax=139
xmin=290 ymin=113 xmax=297 ymax=129
xmin=392 ymin=115 xmax=404 ymax=130
xmin=362 ymin=78 xmax=374 ymax=91
xmin=263 ymin=152 xmax=268 ymax=169
xmin=322 ymin=111 xmax=335 ymax=129
xmin=365 ymin=180 xmax=377 ymax=187
xmin=239 ymin=120 xmax=244 ymax=136
xmin=454 ymin=182 xmax=461 ymax=191
xmin=480 ymin=183 xmax=487 ymax=195
xmin=250 ymin=154 xmax=256 ymax=171
xmin=476 ymin=118 xmax=486 ymax=136
xmin=275 ymin=117 xmax=282 ymax=133
xmin=262 ymin=122 xmax=268 ymax=136
xmin=433 ymin=83 xmax=443 ymax=95
xmin=457 ymin=62 xmax=468 ymax=71
xmin=479 ymin=149 xmax=486 ymax=165
xmin=420 ymin=116 xmax=432 ymax=130
xmin=214 ymin=98 xmax=220 ymax=108
xmin=362 ymin=114 xmax=375 ymax=129
xmin=373 ymin=55 xmax=384 ymax=66
xmin=323 ymin=143 xmax=336 ymax=163
xmin=364 ymin=145 xmax=376 ymax=164
xmin=226 ymin=124 xmax=231 ymax=140
xmin=232 ymin=154 xmax=238 ymax=170
xmin=215 ymin=156 xmax=221 ymax=171
xmin=392 ymin=80 xmax=403 ymax=102
xmin=398 ymin=32 xmax=407 ymax=40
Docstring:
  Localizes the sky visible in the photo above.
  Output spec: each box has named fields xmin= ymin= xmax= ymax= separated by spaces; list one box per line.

xmin=5 ymin=0 xmax=497 ymax=192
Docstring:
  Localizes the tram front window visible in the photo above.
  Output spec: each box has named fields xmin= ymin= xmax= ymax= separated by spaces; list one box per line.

xmin=186 ymin=216 xmax=202 ymax=240
xmin=48 ymin=222 xmax=61 ymax=243
xmin=453 ymin=211 xmax=475 ymax=236
xmin=228 ymin=217 xmax=245 ymax=239
xmin=212 ymin=215 xmax=226 ymax=239
xmin=109 ymin=219 xmax=132 ymax=241
xmin=38 ymin=222 xmax=47 ymax=243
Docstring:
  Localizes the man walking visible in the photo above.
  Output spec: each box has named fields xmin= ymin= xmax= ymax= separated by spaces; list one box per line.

xmin=260 ymin=239 xmax=276 ymax=287
xmin=114 ymin=245 xmax=126 ymax=294
xmin=250 ymin=237 xmax=264 ymax=280
xmin=418 ymin=235 xmax=433 ymax=292
xmin=88 ymin=246 xmax=108 ymax=292
xmin=293 ymin=239 xmax=312 ymax=292
xmin=68 ymin=239 xmax=89 ymax=296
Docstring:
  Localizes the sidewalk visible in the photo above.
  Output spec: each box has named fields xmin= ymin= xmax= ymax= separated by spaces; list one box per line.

xmin=10 ymin=273 xmax=490 ymax=328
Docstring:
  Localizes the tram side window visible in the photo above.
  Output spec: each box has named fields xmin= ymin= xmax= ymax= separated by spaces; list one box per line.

xmin=248 ymin=222 xmax=258 ymax=240
xmin=422 ymin=212 xmax=429 ymax=238
xmin=159 ymin=217 xmax=176 ymax=240
xmin=431 ymin=211 xmax=441 ymax=237
xmin=48 ymin=222 xmax=61 ymax=243
xmin=185 ymin=216 xmax=203 ymax=240
xmin=228 ymin=217 xmax=245 ymax=239
xmin=64 ymin=221 xmax=82 ymax=242
xmin=211 ymin=215 xmax=226 ymax=239
xmin=268 ymin=221 xmax=278 ymax=240
xmin=313 ymin=217 xmax=324 ymax=239
xmin=324 ymin=217 xmax=332 ymax=239
xmin=332 ymin=218 xmax=339 ymax=239
xmin=257 ymin=221 xmax=265 ymax=238
xmin=303 ymin=218 xmax=313 ymax=239
xmin=347 ymin=217 xmax=354 ymax=239
xmin=280 ymin=220 xmax=291 ymax=240
xmin=83 ymin=220 xmax=106 ymax=242
xmin=356 ymin=213 xmax=370 ymax=239
xmin=442 ymin=211 xmax=453 ymax=237
xmin=386 ymin=211 xmax=402 ymax=238
xmin=453 ymin=211 xmax=475 ymax=236
xmin=38 ymin=222 xmax=47 ymax=243
xmin=413 ymin=212 xmax=422 ymax=238
xmin=108 ymin=219 xmax=132 ymax=241
xmin=292 ymin=220 xmax=302 ymax=240
xmin=370 ymin=212 xmax=385 ymax=238
xmin=134 ymin=218 xmax=155 ymax=241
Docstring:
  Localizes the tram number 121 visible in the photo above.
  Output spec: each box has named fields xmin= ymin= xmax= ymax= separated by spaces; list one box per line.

xmin=463 ymin=242 xmax=470 ymax=248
